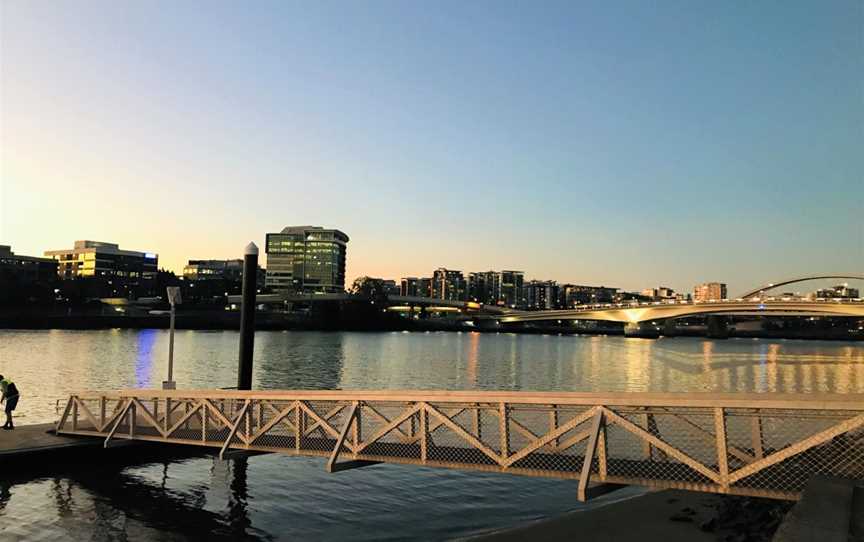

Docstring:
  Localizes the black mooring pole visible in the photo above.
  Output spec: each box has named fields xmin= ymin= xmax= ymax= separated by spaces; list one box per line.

xmin=237 ymin=242 xmax=258 ymax=390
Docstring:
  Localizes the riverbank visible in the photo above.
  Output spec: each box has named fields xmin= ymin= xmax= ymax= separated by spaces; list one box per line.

xmin=464 ymin=489 xmax=792 ymax=542
xmin=0 ymin=312 xmax=861 ymax=340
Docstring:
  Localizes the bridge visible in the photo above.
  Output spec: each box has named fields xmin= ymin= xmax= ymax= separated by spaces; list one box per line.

xmin=497 ymin=298 xmax=864 ymax=324
xmin=56 ymin=389 xmax=864 ymax=501
xmin=225 ymin=275 xmax=864 ymax=326
xmin=226 ymin=292 xmax=514 ymax=314
xmin=738 ymin=274 xmax=864 ymax=299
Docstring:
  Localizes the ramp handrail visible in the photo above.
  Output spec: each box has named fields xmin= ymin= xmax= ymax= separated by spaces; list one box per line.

xmin=56 ymin=390 xmax=864 ymax=501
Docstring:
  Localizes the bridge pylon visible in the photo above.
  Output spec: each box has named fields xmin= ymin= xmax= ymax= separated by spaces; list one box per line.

xmin=624 ymin=321 xmax=661 ymax=338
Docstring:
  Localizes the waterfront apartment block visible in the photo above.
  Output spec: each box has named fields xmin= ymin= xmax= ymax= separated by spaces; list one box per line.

xmin=0 ymin=245 xmax=58 ymax=284
xmin=44 ymin=241 xmax=158 ymax=281
xmin=694 ymin=282 xmax=727 ymax=302
xmin=467 ymin=271 xmax=496 ymax=304
xmin=432 ymin=268 xmax=466 ymax=301
xmin=265 ymin=226 xmax=349 ymax=294
xmin=524 ymin=280 xmax=559 ymax=310
xmin=559 ymin=284 xmax=618 ymax=307
xmin=400 ymin=277 xmax=434 ymax=297
xmin=398 ymin=277 xmax=434 ymax=298
xmin=493 ymin=270 xmax=524 ymax=307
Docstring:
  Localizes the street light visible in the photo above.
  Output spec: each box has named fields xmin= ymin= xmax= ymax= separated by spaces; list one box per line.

xmin=164 ymin=286 xmax=182 ymax=390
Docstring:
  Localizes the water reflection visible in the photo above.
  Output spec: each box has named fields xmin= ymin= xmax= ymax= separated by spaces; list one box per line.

xmin=0 ymin=330 xmax=861 ymax=540
xmin=136 ymin=329 xmax=158 ymax=388
xmin=0 ymin=452 xmax=266 ymax=541
xmin=1 ymin=330 xmax=862 ymax=425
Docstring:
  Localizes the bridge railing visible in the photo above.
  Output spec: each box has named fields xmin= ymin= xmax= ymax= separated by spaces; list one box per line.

xmin=56 ymin=390 xmax=864 ymax=501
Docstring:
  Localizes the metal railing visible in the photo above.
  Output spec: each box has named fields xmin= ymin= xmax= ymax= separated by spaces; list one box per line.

xmin=55 ymin=390 xmax=864 ymax=501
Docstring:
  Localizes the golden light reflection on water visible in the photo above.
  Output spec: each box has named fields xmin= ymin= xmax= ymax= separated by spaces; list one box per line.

xmin=466 ymin=331 xmax=479 ymax=386
xmin=2 ymin=330 xmax=863 ymax=424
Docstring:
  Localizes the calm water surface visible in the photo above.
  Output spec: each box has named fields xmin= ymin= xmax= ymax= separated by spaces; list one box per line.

xmin=1 ymin=330 xmax=862 ymax=540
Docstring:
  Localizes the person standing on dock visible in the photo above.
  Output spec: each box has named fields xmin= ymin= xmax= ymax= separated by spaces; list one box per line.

xmin=0 ymin=375 xmax=19 ymax=430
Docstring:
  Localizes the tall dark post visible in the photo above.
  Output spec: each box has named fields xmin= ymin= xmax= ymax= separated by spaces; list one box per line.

xmin=238 ymin=242 xmax=258 ymax=390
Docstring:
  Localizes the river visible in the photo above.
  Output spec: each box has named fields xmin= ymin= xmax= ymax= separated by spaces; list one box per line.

xmin=1 ymin=330 xmax=862 ymax=540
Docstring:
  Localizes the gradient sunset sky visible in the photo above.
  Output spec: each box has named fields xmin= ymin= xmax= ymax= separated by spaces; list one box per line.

xmin=1 ymin=0 xmax=861 ymax=294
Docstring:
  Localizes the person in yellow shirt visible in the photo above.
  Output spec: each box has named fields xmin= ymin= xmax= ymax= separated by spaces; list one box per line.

xmin=0 ymin=375 xmax=19 ymax=430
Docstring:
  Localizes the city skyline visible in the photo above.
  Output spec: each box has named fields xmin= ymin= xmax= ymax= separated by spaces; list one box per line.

xmin=7 ymin=234 xmax=864 ymax=300
xmin=2 ymin=1 xmax=862 ymax=294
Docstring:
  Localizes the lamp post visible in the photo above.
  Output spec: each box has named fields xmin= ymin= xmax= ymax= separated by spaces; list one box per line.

xmin=163 ymin=286 xmax=182 ymax=390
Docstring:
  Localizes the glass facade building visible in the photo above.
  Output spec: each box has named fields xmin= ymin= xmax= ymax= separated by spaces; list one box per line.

xmin=265 ymin=226 xmax=349 ymax=294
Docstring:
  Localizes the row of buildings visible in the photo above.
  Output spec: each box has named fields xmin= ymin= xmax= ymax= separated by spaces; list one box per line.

xmin=2 ymin=225 xmax=858 ymax=308
xmin=398 ymin=269 xmax=729 ymax=309
xmin=400 ymin=270 xmax=622 ymax=309
xmin=0 ymin=226 xmax=348 ymax=301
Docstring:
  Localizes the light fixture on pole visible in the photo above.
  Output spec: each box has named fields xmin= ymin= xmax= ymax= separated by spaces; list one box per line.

xmin=163 ymin=286 xmax=182 ymax=390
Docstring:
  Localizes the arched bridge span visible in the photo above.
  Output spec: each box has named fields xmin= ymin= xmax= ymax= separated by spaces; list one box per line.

xmin=738 ymin=275 xmax=864 ymax=299
xmin=499 ymin=300 xmax=864 ymax=324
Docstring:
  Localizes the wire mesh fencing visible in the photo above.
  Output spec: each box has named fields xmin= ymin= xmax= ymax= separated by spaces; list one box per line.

xmin=56 ymin=391 xmax=864 ymax=501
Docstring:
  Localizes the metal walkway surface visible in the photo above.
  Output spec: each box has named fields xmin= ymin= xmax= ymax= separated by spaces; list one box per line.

xmin=55 ymin=390 xmax=864 ymax=501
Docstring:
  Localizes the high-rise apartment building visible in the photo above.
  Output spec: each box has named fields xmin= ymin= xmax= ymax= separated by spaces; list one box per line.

xmin=265 ymin=226 xmax=348 ymax=294
xmin=400 ymin=277 xmax=419 ymax=296
xmin=431 ymin=268 xmax=466 ymax=301
xmin=467 ymin=271 xmax=496 ymax=304
xmin=693 ymin=282 xmax=727 ymax=302
xmin=524 ymin=280 xmax=559 ymax=310
xmin=494 ymin=270 xmax=524 ymax=307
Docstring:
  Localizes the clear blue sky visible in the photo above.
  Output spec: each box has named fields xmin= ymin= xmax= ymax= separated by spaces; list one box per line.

xmin=1 ymin=0 xmax=862 ymax=294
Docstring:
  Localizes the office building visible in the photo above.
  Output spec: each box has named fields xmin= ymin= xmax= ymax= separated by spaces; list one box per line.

xmin=694 ymin=282 xmax=727 ymax=302
xmin=45 ymin=241 xmax=158 ymax=281
xmin=812 ymin=284 xmax=860 ymax=299
xmin=432 ymin=268 xmax=466 ymax=301
xmin=183 ymin=259 xmax=245 ymax=281
xmin=0 ymin=245 xmax=58 ymax=284
xmin=265 ymin=226 xmax=349 ymax=294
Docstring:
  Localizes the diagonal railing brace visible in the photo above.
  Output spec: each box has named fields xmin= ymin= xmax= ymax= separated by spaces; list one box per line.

xmin=220 ymin=400 xmax=252 ymax=460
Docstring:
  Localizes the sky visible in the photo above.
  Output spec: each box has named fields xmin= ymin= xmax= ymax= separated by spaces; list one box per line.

xmin=1 ymin=0 xmax=862 ymax=295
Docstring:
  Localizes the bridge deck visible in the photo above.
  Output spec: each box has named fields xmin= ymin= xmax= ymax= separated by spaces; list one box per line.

xmin=55 ymin=390 xmax=864 ymax=501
